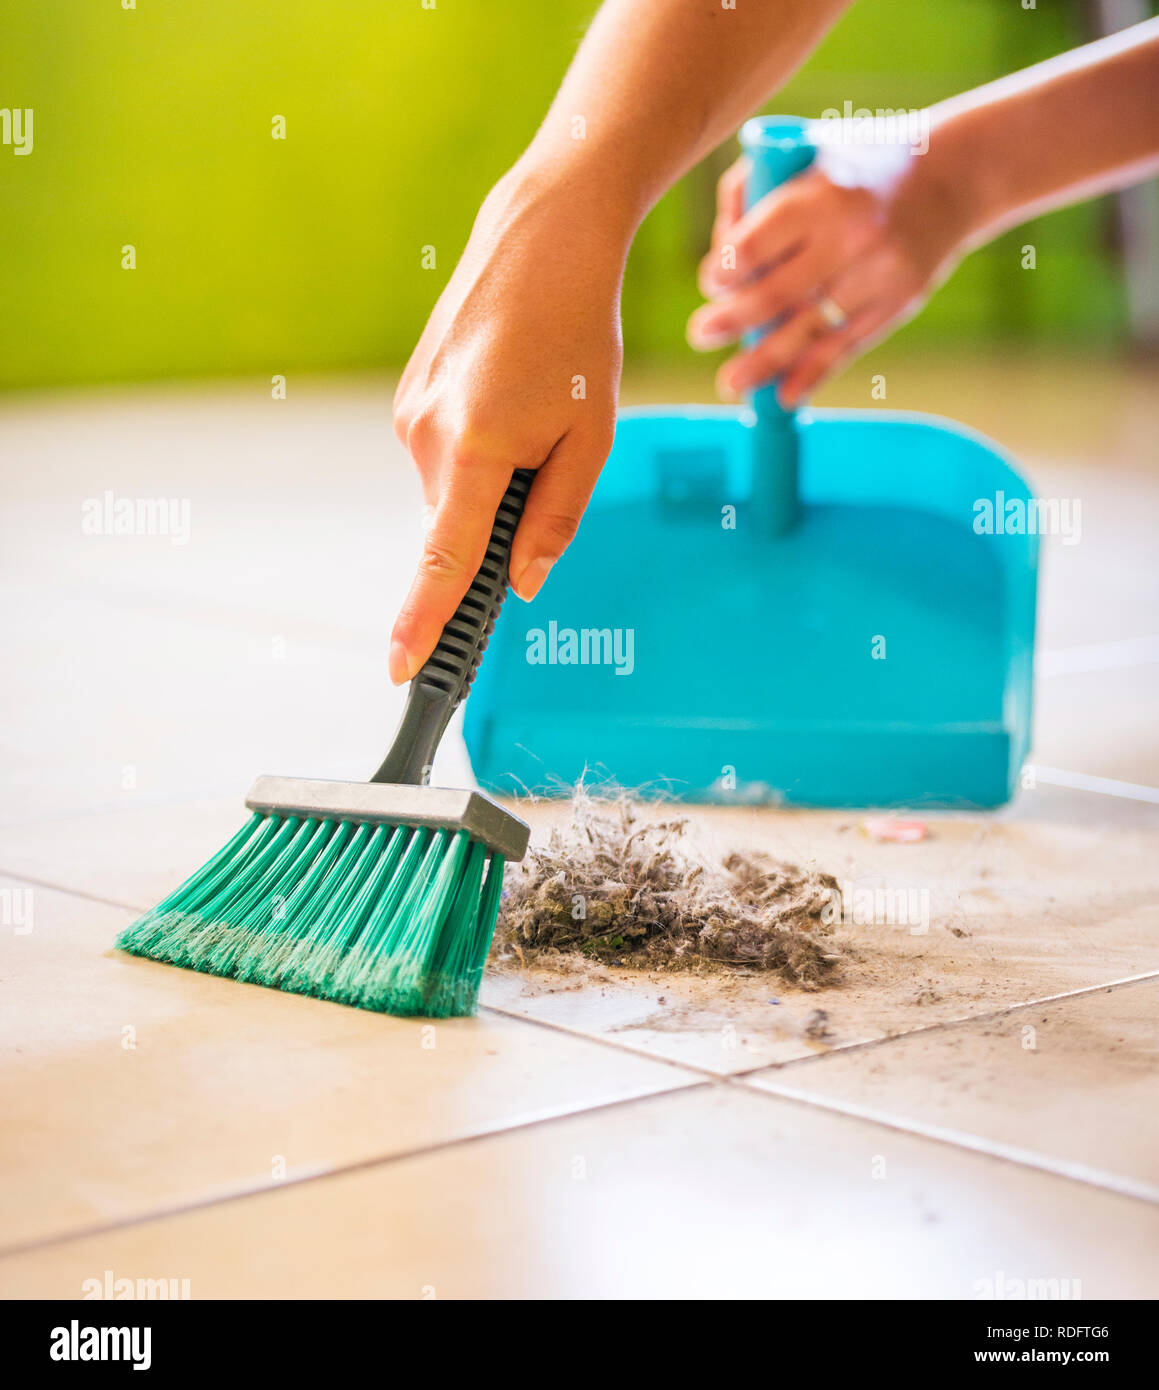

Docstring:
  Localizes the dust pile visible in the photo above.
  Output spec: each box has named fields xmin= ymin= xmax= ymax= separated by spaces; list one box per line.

xmin=495 ymin=794 xmax=843 ymax=989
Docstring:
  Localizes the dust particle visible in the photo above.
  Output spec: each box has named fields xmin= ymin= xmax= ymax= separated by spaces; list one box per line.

xmin=803 ymin=1008 xmax=833 ymax=1042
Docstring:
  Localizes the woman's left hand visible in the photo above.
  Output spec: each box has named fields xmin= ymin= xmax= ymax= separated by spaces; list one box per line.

xmin=687 ymin=131 xmax=969 ymax=407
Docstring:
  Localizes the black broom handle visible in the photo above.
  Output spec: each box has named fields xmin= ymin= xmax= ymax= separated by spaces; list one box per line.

xmin=372 ymin=469 xmax=536 ymax=786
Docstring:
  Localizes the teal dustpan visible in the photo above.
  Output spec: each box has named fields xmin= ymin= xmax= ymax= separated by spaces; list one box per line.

xmin=465 ymin=117 xmax=1038 ymax=808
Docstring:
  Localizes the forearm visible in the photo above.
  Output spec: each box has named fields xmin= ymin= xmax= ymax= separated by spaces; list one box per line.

xmin=506 ymin=0 xmax=853 ymax=236
xmin=928 ymin=18 xmax=1159 ymax=250
xmin=390 ymin=0 xmax=853 ymax=673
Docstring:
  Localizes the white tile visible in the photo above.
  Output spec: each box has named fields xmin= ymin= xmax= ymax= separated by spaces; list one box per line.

xmin=3 ymin=1085 xmax=1156 ymax=1298
xmin=0 ymin=878 xmax=694 ymax=1250
xmin=743 ymin=978 xmax=1159 ymax=1199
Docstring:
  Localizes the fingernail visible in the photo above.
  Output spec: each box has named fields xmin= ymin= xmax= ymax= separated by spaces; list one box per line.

xmin=716 ymin=373 xmax=742 ymax=403
xmin=688 ymin=320 xmax=729 ymax=351
xmin=389 ymin=638 xmax=413 ymax=685
xmin=511 ymin=556 xmax=553 ymax=602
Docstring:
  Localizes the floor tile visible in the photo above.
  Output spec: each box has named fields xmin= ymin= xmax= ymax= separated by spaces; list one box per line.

xmin=0 ymin=588 xmax=473 ymax=827
xmin=742 ymin=977 xmax=1159 ymax=1201
xmin=0 ymin=878 xmax=695 ymax=1251
xmin=0 ymin=378 xmax=433 ymax=671
xmin=0 ymin=377 xmax=466 ymax=827
xmin=0 ymin=724 xmax=478 ymax=910
xmin=3 ymin=1085 xmax=1156 ymax=1298
xmin=481 ymin=793 xmax=1159 ymax=1074
xmin=1032 ymin=661 xmax=1159 ymax=786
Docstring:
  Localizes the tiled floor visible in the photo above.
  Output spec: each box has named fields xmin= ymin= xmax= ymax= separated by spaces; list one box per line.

xmin=1 ymin=357 xmax=1157 ymax=1298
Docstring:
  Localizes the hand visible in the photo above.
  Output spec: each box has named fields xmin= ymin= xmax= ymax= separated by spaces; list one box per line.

xmin=389 ymin=164 xmax=630 ymax=685
xmin=687 ymin=130 xmax=968 ymax=407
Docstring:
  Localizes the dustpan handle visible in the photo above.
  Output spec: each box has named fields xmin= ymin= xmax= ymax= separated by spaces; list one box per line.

xmin=740 ymin=116 xmax=816 ymax=535
xmin=372 ymin=468 xmax=536 ymax=786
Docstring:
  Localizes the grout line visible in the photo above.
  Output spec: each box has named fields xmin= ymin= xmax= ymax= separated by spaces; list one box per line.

xmin=0 ymin=869 xmax=145 ymax=916
xmin=0 ymin=1079 xmax=710 ymax=1265
xmin=482 ymin=970 xmax=1159 ymax=1084
xmin=12 ymin=1054 xmax=1151 ymax=1273
xmin=10 ymin=863 xmax=1142 ymax=1090
xmin=731 ymin=1077 xmax=1159 ymax=1207
xmin=730 ymin=969 xmax=1159 ymax=1076
xmin=1036 ymin=634 xmax=1159 ymax=678
xmin=8 ymin=857 xmax=1159 ymax=1227
xmin=477 ymin=1001 xmax=735 ymax=1081
xmin=1 ymin=862 xmax=732 ymax=1083
xmin=8 ymin=866 xmax=1158 ymax=1083
xmin=1031 ymin=766 xmax=1159 ymax=804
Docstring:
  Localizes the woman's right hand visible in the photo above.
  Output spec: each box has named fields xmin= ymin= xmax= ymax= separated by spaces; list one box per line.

xmin=389 ymin=164 xmax=632 ymax=686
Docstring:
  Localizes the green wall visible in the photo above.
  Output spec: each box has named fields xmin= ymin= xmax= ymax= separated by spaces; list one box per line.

xmin=0 ymin=0 xmax=1128 ymax=389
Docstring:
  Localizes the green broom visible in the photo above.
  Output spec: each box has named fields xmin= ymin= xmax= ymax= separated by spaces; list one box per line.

xmin=115 ymin=471 xmax=534 ymax=1018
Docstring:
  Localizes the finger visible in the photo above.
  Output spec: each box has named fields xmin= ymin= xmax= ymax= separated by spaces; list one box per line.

xmin=715 ymin=297 xmax=837 ymax=396
xmin=768 ymin=248 xmax=909 ymax=403
xmin=778 ymin=303 xmax=893 ymax=408
xmin=712 ymin=240 xmax=898 ymax=393
xmin=688 ymin=276 xmax=777 ymax=351
xmin=698 ymin=177 xmax=818 ymax=296
xmin=689 ymin=239 xmax=832 ymax=351
xmin=709 ymin=156 xmax=749 ymax=246
xmin=508 ymin=426 xmax=612 ymax=601
xmin=396 ymin=406 xmax=444 ymax=510
xmin=738 ymin=237 xmax=846 ymax=324
xmin=389 ymin=459 xmax=513 ymax=684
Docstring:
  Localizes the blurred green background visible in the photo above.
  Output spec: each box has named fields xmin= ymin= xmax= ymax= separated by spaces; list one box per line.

xmin=0 ymin=0 xmax=1142 ymax=390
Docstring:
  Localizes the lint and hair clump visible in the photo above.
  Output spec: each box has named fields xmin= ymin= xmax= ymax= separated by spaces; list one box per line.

xmin=495 ymin=793 xmax=843 ymax=989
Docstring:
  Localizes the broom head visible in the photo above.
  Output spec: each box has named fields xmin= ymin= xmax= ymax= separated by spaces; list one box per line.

xmin=115 ymin=776 xmax=529 ymax=1018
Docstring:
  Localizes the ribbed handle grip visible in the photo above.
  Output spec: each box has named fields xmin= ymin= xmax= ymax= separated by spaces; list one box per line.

xmin=372 ymin=468 xmax=536 ymax=786
xmin=415 ymin=468 xmax=534 ymax=707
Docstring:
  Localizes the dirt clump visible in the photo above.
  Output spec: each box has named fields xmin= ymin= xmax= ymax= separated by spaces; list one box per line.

xmin=495 ymin=794 xmax=843 ymax=989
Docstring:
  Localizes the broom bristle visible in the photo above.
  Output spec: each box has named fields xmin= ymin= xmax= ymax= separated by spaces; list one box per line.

xmin=115 ymin=813 xmax=506 ymax=1017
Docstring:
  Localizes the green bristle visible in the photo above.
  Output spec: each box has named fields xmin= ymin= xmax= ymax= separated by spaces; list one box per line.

xmin=114 ymin=812 xmax=507 ymax=1018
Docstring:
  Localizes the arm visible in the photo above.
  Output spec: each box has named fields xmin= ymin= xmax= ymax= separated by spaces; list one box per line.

xmin=389 ymin=0 xmax=853 ymax=684
xmin=690 ymin=18 xmax=1159 ymax=405
xmin=938 ymin=18 xmax=1159 ymax=245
